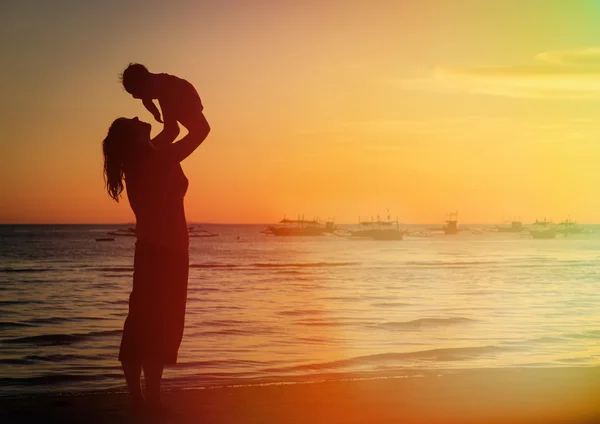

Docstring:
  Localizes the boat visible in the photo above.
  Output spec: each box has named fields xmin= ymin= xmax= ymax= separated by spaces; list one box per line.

xmin=95 ymin=237 xmax=115 ymax=242
xmin=532 ymin=218 xmax=552 ymax=227
xmin=556 ymin=218 xmax=583 ymax=235
xmin=530 ymin=228 xmax=557 ymax=239
xmin=496 ymin=219 xmax=524 ymax=233
xmin=188 ymin=229 xmax=220 ymax=238
xmin=443 ymin=211 xmax=459 ymax=235
xmin=107 ymin=226 xmax=219 ymax=238
xmin=349 ymin=213 xmax=404 ymax=240
xmin=266 ymin=215 xmax=335 ymax=236
xmin=107 ymin=227 xmax=136 ymax=237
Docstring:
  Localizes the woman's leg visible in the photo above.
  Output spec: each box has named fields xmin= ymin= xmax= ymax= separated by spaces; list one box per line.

xmin=142 ymin=361 xmax=164 ymax=407
xmin=121 ymin=360 xmax=145 ymax=409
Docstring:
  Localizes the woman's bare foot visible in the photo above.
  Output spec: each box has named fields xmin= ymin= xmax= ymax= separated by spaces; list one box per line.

xmin=130 ymin=398 xmax=147 ymax=416
xmin=146 ymin=401 xmax=179 ymax=419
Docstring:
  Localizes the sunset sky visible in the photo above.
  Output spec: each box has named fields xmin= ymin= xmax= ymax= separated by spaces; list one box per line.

xmin=3 ymin=0 xmax=600 ymax=224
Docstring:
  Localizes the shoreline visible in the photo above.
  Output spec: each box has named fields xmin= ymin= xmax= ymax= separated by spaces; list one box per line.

xmin=2 ymin=367 xmax=599 ymax=423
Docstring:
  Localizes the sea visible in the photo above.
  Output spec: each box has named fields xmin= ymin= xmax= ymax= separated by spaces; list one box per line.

xmin=1 ymin=224 xmax=599 ymax=397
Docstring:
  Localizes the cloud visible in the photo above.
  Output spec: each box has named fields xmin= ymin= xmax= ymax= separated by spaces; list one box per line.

xmin=337 ymin=120 xmax=437 ymax=135
xmin=392 ymin=47 xmax=600 ymax=99
xmin=299 ymin=116 xmax=598 ymax=150
xmin=535 ymin=47 xmax=600 ymax=66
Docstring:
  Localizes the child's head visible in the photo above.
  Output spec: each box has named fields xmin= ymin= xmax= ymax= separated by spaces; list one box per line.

xmin=120 ymin=63 xmax=151 ymax=99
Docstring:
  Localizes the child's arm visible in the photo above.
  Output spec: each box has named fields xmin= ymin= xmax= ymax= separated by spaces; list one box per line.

xmin=142 ymin=98 xmax=163 ymax=124
xmin=150 ymin=102 xmax=180 ymax=150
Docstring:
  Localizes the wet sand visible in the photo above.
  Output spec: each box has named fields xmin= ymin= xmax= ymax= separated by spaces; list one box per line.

xmin=2 ymin=367 xmax=599 ymax=424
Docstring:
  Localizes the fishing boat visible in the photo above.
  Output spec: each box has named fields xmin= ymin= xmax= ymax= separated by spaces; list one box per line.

xmin=443 ymin=211 xmax=459 ymax=235
xmin=107 ymin=226 xmax=219 ymax=238
xmin=188 ymin=228 xmax=220 ymax=238
xmin=349 ymin=213 xmax=404 ymax=240
xmin=266 ymin=215 xmax=335 ymax=236
xmin=530 ymin=228 xmax=557 ymax=239
xmin=532 ymin=218 xmax=552 ymax=227
xmin=107 ymin=227 xmax=136 ymax=237
xmin=496 ymin=219 xmax=524 ymax=233
xmin=556 ymin=218 xmax=583 ymax=235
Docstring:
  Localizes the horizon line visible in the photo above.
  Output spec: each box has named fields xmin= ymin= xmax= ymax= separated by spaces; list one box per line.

xmin=0 ymin=221 xmax=596 ymax=226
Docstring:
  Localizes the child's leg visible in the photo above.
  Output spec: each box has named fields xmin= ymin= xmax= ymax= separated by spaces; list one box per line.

xmin=177 ymin=92 xmax=204 ymax=134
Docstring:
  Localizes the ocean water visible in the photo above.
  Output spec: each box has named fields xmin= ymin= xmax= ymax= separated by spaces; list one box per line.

xmin=1 ymin=224 xmax=599 ymax=396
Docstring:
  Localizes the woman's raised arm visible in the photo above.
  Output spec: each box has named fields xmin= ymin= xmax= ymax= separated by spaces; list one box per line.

xmin=157 ymin=113 xmax=211 ymax=162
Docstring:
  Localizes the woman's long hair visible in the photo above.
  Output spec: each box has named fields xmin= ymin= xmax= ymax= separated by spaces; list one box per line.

xmin=103 ymin=118 xmax=131 ymax=202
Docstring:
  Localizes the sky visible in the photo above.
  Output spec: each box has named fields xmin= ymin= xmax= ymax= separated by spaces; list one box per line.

xmin=3 ymin=0 xmax=600 ymax=224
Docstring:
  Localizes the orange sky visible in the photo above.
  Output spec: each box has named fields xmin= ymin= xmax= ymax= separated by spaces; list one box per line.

xmin=3 ymin=1 xmax=600 ymax=224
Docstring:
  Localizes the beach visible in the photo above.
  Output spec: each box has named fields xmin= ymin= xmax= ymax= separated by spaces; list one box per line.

xmin=2 ymin=367 xmax=599 ymax=423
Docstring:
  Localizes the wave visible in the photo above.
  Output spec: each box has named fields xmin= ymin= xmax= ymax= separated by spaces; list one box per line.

xmin=264 ymin=345 xmax=507 ymax=373
xmin=563 ymin=329 xmax=600 ymax=340
xmin=190 ymin=264 xmax=241 ymax=269
xmin=0 ymin=300 xmax=41 ymax=306
xmin=295 ymin=321 xmax=339 ymax=327
xmin=374 ymin=317 xmax=476 ymax=330
xmin=23 ymin=354 xmax=105 ymax=363
xmin=297 ymin=337 xmax=332 ymax=344
xmin=24 ymin=316 xmax=106 ymax=325
xmin=200 ymin=319 xmax=250 ymax=327
xmin=91 ymin=267 xmax=133 ymax=272
xmin=0 ymin=321 xmax=35 ymax=329
xmin=0 ymin=373 xmax=122 ymax=387
xmin=0 ymin=267 xmax=53 ymax=273
xmin=278 ymin=309 xmax=326 ymax=317
xmin=294 ymin=319 xmax=373 ymax=327
xmin=175 ymin=359 xmax=269 ymax=369
xmin=371 ymin=302 xmax=413 ymax=308
xmin=2 ymin=329 xmax=122 ymax=347
xmin=0 ymin=358 xmax=33 ymax=365
xmin=319 ymin=296 xmax=357 ymax=301
xmin=514 ymin=336 xmax=564 ymax=345
xmin=459 ymin=290 xmax=493 ymax=296
xmin=0 ymin=354 xmax=106 ymax=365
xmin=191 ymin=326 xmax=279 ymax=337
xmin=190 ymin=262 xmax=357 ymax=269
xmin=190 ymin=328 xmax=262 ymax=337
xmin=1 ymin=262 xmax=357 ymax=276
xmin=405 ymin=260 xmax=499 ymax=267
xmin=252 ymin=262 xmax=357 ymax=268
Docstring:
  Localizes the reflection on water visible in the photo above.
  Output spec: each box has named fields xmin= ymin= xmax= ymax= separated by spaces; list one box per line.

xmin=1 ymin=224 xmax=599 ymax=395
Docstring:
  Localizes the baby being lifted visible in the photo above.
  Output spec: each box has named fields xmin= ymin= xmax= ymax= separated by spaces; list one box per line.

xmin=121 ymin=63 xmax=204 ymax=146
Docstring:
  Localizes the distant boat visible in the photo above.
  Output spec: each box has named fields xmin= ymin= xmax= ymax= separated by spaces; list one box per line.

xmin=349 ymin=213 xmax=403 ymax=240
xmin=497 ymin=220 xmax=524 ymax=233
xmin=107 ymin=228 xmax=136 ymax=237
xmin=532 ymin=218 xmax=552 ymax=227
xmin=530 ymin=228 xmax=557 ymax=239
xmin=556 ymin=218 xmax=583 ymax=235
xmin=443 ymin=211 xmax=459 ymax=235
xmin=188 ymin=229 xmax=220 ymax=238
xmin=266 ymin=215 xmax=335 ymax=236
xmin=95 ymin=237 xmax=115 ymax=242
xmin=107 ymin=227 xmax=219 ymax=238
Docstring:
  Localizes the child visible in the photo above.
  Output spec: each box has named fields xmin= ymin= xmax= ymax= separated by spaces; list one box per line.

xmin=120 ymin=63 xmax=204 ymax=146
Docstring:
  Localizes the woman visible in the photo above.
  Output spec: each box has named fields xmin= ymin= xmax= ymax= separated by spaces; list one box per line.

xmin=102 ymin=114 xmax=210 ymax=414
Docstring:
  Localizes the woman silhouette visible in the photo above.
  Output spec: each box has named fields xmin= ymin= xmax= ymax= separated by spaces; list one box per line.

xmin=102 ymin=114 xmax=210 ymax=414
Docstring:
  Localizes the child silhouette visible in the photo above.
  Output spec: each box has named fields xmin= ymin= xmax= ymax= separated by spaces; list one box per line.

xmin=121 ymin=63 xmax=205 ymax=147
